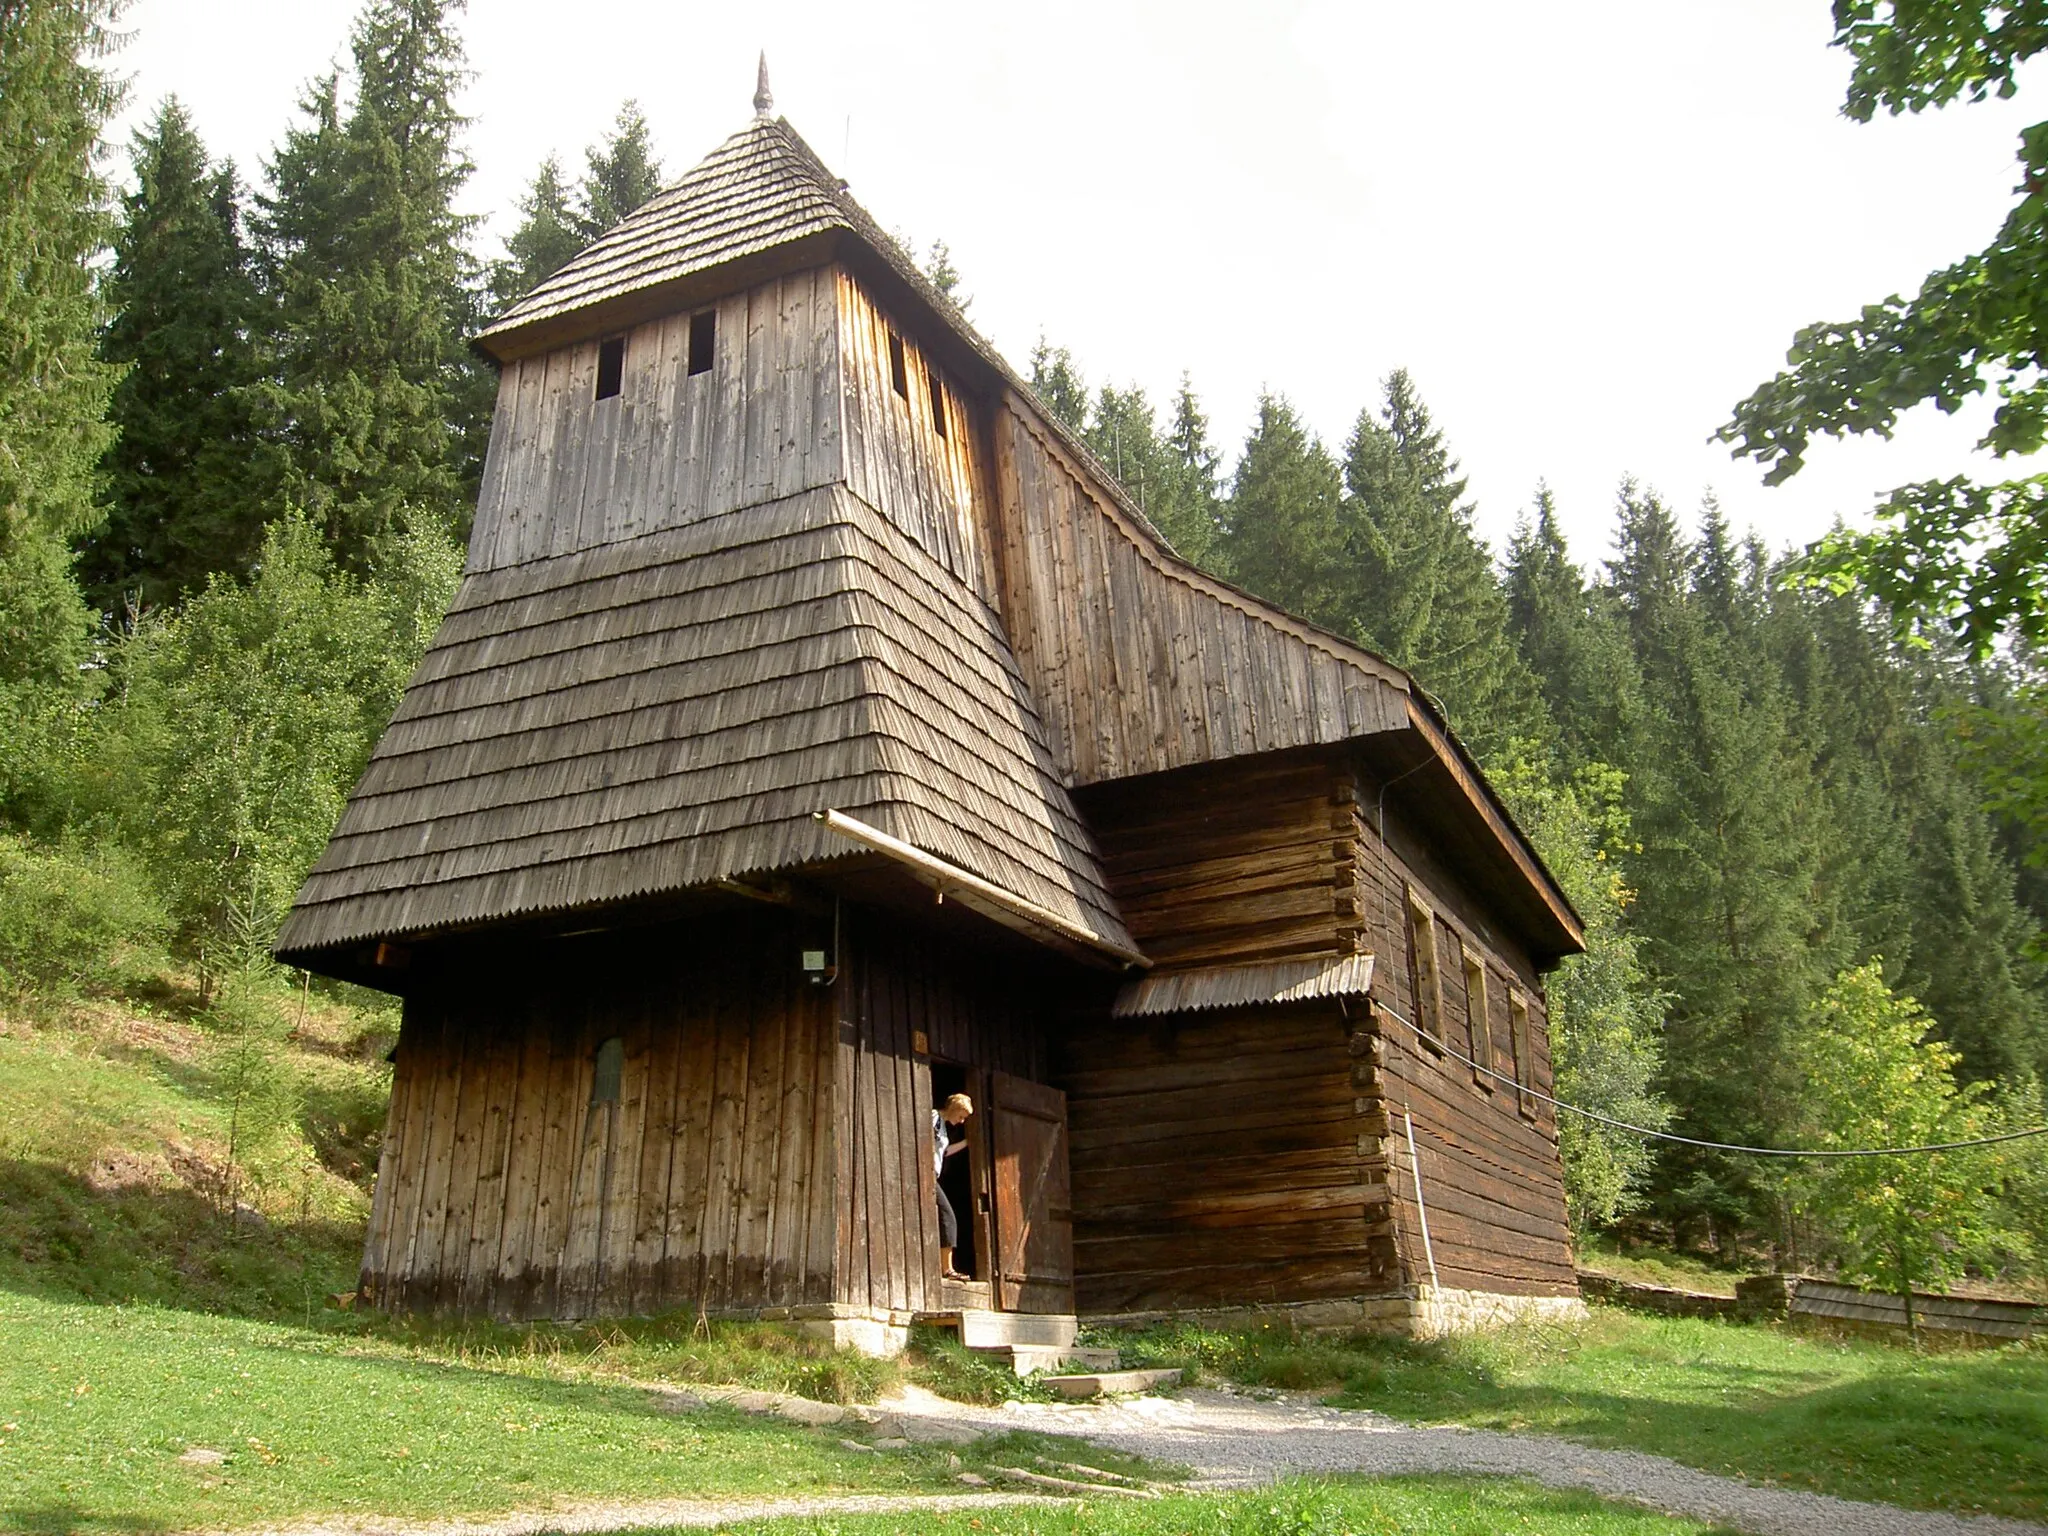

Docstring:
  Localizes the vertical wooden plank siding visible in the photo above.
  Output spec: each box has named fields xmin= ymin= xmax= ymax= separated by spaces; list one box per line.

xmin=465 ymin=268 xmax=846 ymax=573
xmin=827 ymin=914 xmax=1068 ymax=1316
xmin=981 ymin=396 xmax=1411 ymax=790
xmin=832 ymin=270 xmax=990 ymax=600
xmin=356 ymin=910 xmax=843 ymax=1321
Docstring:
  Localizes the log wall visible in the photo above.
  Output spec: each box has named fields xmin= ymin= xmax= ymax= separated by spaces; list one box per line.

xmin=361 ymin=910 xmax=839 ymax=1319
xmin=1077 ymin=751 xmax=1365 ymax=971
xmin=1351 ymin=761 xmax=1578 ymax=1298
xmin=1057 ymin=1000 xmax=1397 ymax=1313
xmin=1059 ymin=746 xmax=1576 ymax=1313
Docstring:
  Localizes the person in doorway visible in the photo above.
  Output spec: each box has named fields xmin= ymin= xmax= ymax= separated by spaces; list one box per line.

xmin=933 ymin=1092 xmax=973 ymax=1281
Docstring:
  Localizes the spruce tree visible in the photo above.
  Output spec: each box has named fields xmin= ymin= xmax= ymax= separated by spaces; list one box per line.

xmin=1338 ymin=372 xmax=1546 ymax=761
xmin=1221 ymin=395 xmax=1346 ymax=631
xmin=1027 ymin=339 xmax=1089 ymax=434
xmin=0 ymin=0 xmax=123 ymax=694
xmin=1505 ymin=488 xmax=1646 ymax=772
xmin=491 ymin=153 xmax=581 ymax=307
xmin=577 ymin=100 xmax=663 ymax=237
xmin=1160 ymin=375 xmax=1226 ymax=569
xmin=1771 ymin=583 xmax=2047 ymax=1081
xmin=252 ymin=0 xmax=485 ymax=570
xmin=81 ymin=98 xmax=264 ymax=612
xmin=1605 ymin=489 xmax=1839 ymax=1246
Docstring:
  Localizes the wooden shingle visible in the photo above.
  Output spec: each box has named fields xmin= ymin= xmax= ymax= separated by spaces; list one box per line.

xmin=277 ymin=485 xmax=1131 ymax=962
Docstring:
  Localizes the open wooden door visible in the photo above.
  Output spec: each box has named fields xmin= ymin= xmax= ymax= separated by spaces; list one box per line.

xmin=989 ymin=1070 xmax=1074 ymax=1312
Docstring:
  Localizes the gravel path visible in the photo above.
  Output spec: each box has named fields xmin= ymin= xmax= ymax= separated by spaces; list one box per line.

xmin=876 ymin=1385 xmax=2048 ymax=1536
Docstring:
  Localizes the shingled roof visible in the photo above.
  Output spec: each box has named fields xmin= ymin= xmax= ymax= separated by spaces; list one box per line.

xmin=276 ymin=485 xmax=1133 ymax=963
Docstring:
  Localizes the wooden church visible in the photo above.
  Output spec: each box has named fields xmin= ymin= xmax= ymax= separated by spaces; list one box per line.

xmin=278 ymin=67 xmax=1590 ymax=1353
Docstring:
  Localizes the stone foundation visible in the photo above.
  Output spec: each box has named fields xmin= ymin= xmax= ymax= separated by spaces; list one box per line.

xmin=755 ymin=1303 xmax=914 ymax=1357
xmin=1086 ymin=1284 xmax=1586 ymax=1340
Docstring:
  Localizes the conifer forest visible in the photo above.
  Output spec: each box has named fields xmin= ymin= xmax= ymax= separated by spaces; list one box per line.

xmin=4 ymin=0 xmax=2046 ymax=1288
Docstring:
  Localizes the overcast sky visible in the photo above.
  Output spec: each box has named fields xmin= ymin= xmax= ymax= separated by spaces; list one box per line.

xmin=107 ymin=0 xmax=2044 ymax=568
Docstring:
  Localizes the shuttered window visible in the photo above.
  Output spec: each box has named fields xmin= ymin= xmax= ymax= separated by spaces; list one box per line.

xmin=1406 ymin=887 xmax=1443 ymax=1048
xmin=1461 ymin=945 xmax=1492 ymax=1091
xmin=1508 ymin=989 xmax=1535 ymax=1119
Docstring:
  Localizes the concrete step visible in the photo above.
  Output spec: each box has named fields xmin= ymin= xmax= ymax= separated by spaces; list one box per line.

xmin=943 ymin=1308 xmax=1077 ymax=1350
xmin=1040 ymin=1366 xmax=1182 ymax=1400
xmin=1003 ymin=1344 xmax=1120 ymax=1377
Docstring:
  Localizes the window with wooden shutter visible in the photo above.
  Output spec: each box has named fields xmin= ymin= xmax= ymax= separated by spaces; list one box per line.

xmin=1406 ymin=887 xmax=1442 ymax=1049
xmin=1508 ymin=989 xmax=1536 ymax=1119
xmin=1461 ymin=944 xmax=1492 ymax=1091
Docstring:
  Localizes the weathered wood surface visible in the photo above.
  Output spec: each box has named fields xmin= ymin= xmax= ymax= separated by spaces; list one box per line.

xmin=359 ymin=911 xmax=837 ymax=1319
xmin=990 ymin=1070 xmax=1074 ymax=1314
xmin=1787 ymin=1280 xmax=2045 ymax=1339
xmin=987 ymin=401 xmax=1411 ymax=789
xmin=1355 ymin=752 xmax=1576 ymax=1297
xmin=1079 ymin=753 xmax=1367 ymax=972
xmin=278 ymin=483 xmax=1127 ymax=962
xmin=836 ymin=916 xmax=1070 ymax=1316
xmin=836 ymin=269 xmax=995 ymax=601
xmin=472 ymin=267 xmax=843 ymax=573
xmin=480 ymin=117 xmax=851 ymax=357
xmin=1058 ymin=1000 xmax=1396 ymax=1314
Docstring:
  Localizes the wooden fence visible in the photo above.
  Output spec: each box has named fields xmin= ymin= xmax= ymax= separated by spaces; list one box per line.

xmin=1578 ymin=1271 xmax=2044 ymax=1341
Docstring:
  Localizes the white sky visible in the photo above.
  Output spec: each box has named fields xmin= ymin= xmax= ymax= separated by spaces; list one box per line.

xmin=107 ymin=0 xmax=2046 ymax=569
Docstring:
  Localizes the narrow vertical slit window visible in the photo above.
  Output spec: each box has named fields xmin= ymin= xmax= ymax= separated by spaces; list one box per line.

xmin=595 ymin=336 xmax=626 ymax=400
xmin=1405 ymin=887 xmax=1442 ymax=1048
xmin=688 ymin=309 xmax=716 ymax=375
xmin=1461 ymin=946 xmax=1492 ymax=1091
xmin=926 ymin=364 xmax=948 ymax=437
xmin=591 ymin=1037 xmax=624 ymax=1104
xmin=888 ymin=333 xmax=908 ymax=399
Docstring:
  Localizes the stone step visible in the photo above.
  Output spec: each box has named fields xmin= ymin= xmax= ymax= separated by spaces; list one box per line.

xmin=1040 ymin=1366 xmax=1183 ymax=1400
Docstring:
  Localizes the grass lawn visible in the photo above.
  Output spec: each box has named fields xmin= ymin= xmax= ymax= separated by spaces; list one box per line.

xmin=703 ymin=1477 xmax=1731 ymax=1535
xmin=0 ymin=1291 xmax=977 ymax=1535
xmin=1112 ymin=1308 xmax=2048 ymax=1522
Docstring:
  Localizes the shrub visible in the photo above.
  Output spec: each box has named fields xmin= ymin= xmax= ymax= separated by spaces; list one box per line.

xmin=0 ymin=832 xmax=167 ymax=997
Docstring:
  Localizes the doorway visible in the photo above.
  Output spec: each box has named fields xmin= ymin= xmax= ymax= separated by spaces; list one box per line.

xmin=930 ymin=1061 xmax=980 ymax=1281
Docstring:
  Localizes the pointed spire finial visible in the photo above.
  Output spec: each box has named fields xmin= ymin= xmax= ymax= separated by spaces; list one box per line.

xmin=753 ymin=53 xmax=774 ymax=117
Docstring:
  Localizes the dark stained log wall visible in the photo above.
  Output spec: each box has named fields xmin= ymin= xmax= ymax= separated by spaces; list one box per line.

xmin=1058 ymin=746 xmax=1576 ymax=1313
xmin=1349 ymin=761 xmax=1578 ymax=1297
xmin=1078 ymin=751 xmax=1366 ymax=971
xmin=361 ymin=909 xmax=839 ymax=1320
xmin=1058 ymin=1000 xmax=1397 ymax=1313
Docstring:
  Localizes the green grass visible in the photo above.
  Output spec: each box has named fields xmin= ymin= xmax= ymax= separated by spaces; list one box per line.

xmin=702 ymin=1476 xmax=1730 ymax=1534
xmin=1572 ymin=1234 xmax=1751 ymax=1296
xmin=0 ymin=1292 xmax=989 ymax=1535
xmin=1108 ymin=1310 xmax=2048 ymax=1521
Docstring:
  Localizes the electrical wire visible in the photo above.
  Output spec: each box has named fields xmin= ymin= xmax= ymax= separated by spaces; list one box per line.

xmin=1369 ymin=995 xmax=2048 ymax=1159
